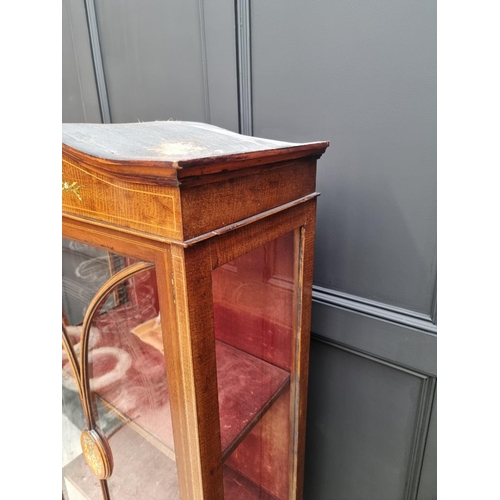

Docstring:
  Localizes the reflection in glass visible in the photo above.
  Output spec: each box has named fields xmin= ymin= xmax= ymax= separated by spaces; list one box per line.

xmin=62 ymin=239 xmax=179 ymax=499
xmin=212 ymin=231 xmax=298 ymax=499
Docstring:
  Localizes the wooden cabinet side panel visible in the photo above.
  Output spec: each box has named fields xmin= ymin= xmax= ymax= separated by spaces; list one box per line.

xmin=205 ymin=201 xmax=317 ymax=499
xmin=181 ymin=159 xmax=316 ymax=239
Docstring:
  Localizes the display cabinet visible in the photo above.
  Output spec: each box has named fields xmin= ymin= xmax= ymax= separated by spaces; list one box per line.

xmin=61 ymin=121 xmax=329 ymax=500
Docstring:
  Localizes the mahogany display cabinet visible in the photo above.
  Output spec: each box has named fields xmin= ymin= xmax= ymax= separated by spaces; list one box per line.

xmin=61 ymin=121 xmax=329 ymax=500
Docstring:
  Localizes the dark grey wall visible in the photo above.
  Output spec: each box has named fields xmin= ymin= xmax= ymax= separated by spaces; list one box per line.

xmin=305 ymin=337 xmax=435 ymax=500
xmin=62 ymin=1 xmax=436 ymax=498
xmin=62 ymin=0 xmax=101 ymax=123
xmin=251 ymin=0 xmax=437 ymax=317
xmin=248 ymin=4 xmax=436 ymax=496
xmin=94 ymin=0 xmax=239 ymax=130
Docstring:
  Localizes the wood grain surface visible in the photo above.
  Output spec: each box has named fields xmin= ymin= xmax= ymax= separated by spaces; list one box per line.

xmin=62 ymin=121 xmax=328 ymax=188
xmin=62 ymin=121 xmax=325 ymax=499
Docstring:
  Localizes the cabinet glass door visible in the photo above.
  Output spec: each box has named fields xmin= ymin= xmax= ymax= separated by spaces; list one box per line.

xmin=211 ymin=231 xmax=299 ymax=500
xmin=62 ymin=239 xmax=179 ymax=500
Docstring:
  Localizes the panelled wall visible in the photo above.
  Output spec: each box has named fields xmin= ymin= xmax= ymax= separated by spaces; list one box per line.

xmin=62 ymin=1 xmax=436 ymax=498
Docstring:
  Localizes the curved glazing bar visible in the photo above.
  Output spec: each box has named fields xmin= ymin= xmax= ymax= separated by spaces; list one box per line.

xmin=62 ymin=260 xmax=154 ymax=500
xmin=62 ymin=324 xmax=84 ymax=403
xmin=79 ymin=261 xmax=155 ymax=429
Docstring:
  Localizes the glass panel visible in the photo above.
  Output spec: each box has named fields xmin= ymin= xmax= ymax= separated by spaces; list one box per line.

xmin=212 ymin=231 xmax=298 ymax=500
xmin=62 ymin=238 xmax=179 ymax=500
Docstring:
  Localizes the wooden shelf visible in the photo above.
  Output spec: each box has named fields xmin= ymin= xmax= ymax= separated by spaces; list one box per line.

xmin=223 ymin=465 xmax=280 ymax=500
xmin=128 ymin=314 xmax=290 ymax=460
xmin=215 ymin=341 xmax=289 ymax=461
xmin=63 ymin=424 xmax=280 ymax=500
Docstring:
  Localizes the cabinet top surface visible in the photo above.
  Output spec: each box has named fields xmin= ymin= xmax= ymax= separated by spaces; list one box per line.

xmin=62 ymin=121 xmax=327 ymax=163
xmin=62 ymin=121 xmax=328 ymax=186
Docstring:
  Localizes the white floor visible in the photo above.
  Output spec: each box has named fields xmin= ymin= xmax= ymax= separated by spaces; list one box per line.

xmin=62 ymin=412 xmax=87 ymax=500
